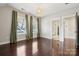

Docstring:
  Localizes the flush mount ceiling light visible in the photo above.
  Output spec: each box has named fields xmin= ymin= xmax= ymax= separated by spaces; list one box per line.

xmin=37 ymin=9 xmax=41 ymax=13
xmin=36 ymin=4 xmax=43 ymax=17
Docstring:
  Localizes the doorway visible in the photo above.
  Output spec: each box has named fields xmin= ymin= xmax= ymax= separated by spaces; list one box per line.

xmin=52 ymin=15 xmax=77 ymax=56
xmin=52 ymin=20 xmax=62 ymax=55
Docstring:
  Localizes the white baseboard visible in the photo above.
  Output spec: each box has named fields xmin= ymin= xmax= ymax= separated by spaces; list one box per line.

xmin=0 ymin=38 xmax=28 ymax=45
xmin=0 ymin=41 xmax=10 ymax=45
xmin=0 ymin=37 xmax=40 ymax=45
xmin=40 ymin=36 xmax=52 ymax=39
xmin=0 ymin=39 xmax=26 ymax=45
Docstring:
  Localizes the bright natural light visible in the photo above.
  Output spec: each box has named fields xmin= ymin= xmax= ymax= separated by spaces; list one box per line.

xmin=32 ymin=41 xmax=38 ymax=55
xmin=17 ymin=45 xmax=26 ymax=56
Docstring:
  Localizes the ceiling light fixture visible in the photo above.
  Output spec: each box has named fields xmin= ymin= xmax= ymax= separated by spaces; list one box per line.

xmin=36 ymin=4 xmax=43 ymax=17
xmin=37 ymin=9 xmax=41 ymax=13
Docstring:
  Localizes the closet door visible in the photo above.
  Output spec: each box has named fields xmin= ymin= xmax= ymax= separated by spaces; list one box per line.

xmin=52 ymin=20 xmax=61 ymax=56
xmin=64 ymin=16 xmax=77 ymax=56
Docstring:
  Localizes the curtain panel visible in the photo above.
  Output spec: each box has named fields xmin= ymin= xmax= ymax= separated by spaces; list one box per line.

xmin=10 ymin=10 xmax=17 ymax=43
xmin=29 ymin=16 xmax=33 ymax=39
xmin=25 ymin=15 xmax=29 ymax=39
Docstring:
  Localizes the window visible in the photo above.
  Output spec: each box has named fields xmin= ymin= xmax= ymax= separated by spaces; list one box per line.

xmin=17 ymin=13 xmax=26 ymax=34
xmin=33 ymin=17 xmax=38 ymax=34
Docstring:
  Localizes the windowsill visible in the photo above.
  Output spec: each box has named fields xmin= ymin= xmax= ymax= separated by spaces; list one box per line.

xmin=17 ymin=33 xmax=26 ymax=35
xmin=17 ymin=32 xmax=37 ymax=35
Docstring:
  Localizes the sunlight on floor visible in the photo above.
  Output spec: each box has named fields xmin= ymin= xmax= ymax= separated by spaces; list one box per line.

xmin=32 ymin=41 xmax=38 ymax=55
xmin=17 ymin=45 xmax=26 ymax=56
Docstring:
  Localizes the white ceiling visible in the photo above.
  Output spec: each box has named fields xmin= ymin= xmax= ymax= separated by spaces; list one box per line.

xmin=0 ymin=3 xmax=7 ymax=6
xmin=1 ymin=3 xmax=79 ymax=17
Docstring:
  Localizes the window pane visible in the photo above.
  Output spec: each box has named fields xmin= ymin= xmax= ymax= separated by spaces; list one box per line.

xmin=17 ymin=13 xmax=26 ymax=34
xmin=33 ymin=17 xmax=38 ymax=34
xmin=33 ymin=17 xmax=38 ymax=38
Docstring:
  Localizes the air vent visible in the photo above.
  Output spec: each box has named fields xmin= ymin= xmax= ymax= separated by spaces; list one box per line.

xmin=21 ymin=8 xmax=25 ymax=10
xmin=65 ymin=3 xmax=70 ymax=5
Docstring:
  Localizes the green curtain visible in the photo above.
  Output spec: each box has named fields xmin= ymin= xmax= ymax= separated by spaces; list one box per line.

xmin=10 ymin=10 xmax=17 ymax=43
xmin=37 ymin=17 xmax=40 ymax=38
xmin=25 ymin=15 xmax=29 ymax=40
xmin=29 ymin=16 xmax=33 ymax=39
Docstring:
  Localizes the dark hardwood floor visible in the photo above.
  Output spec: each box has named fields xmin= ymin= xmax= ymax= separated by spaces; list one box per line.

xmin=0 ymin=37 xmax=52 ymax=56
xmin=0 ymin=37 xmax=79 ymax=56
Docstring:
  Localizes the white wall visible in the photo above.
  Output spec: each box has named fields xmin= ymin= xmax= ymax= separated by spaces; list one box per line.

xmin=40 ymin=7 xmax=79 ymax=39
xmin=0 ymin=6 xmax=12 ymax=44
xmin=0 ymin=5 xmax=27 ymax=44
xmin=40 ymin=16 xmax=52 ymax=39
xmin=0 ymin=5 xmax=38 ymax=45
xmin=64 ymin=16 xmax=77 ymax=39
